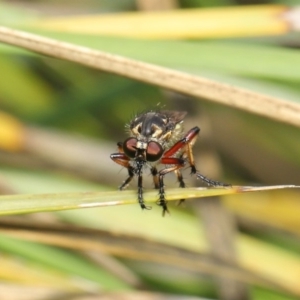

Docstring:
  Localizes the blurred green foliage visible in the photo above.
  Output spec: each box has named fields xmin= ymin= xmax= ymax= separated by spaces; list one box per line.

xmin=0 ymin=1 xmax=299 ymax=300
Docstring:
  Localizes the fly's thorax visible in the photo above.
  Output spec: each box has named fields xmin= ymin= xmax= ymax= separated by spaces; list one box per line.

xmin=129 ymin=112 xmax=169 ymax=140
xmin=128 ymin=111 xmax=185 ymax=149
xmin=123 ymin=110 xmax=187 ymax=163
xmin=163 ymin=121 xmax=184 ymax=149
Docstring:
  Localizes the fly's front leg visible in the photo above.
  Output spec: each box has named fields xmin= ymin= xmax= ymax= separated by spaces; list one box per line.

xmin=111 ymin=152 xmax=151 ymax=210
xmin=137 ymin=167 xmax=151 ymax=211
xmin=111 ymin=142 xmax=151 ymax=211
xmin=111 ymin=142 xmax=134 ymax=190
xmin=120 ymin=165 xmax=134 ymax=190
xmin=110 ymin=152 xmax=134 ymax=190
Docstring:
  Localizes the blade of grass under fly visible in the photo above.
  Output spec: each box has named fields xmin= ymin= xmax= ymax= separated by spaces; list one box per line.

xmin=0 ymin=185 xmax=299 ymax=215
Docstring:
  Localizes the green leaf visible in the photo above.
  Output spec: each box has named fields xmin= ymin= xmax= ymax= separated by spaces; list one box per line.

xmin=0 ymin=234 xmax=131 ymax=290
xmin=0 ymin=185 xmax=298 ymax=216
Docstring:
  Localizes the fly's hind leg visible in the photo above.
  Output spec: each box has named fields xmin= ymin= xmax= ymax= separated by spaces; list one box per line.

xmin=176 ymin=127 xmax=230 ymax=187
xmin=196 ymin=173 xmax=231 ymax=187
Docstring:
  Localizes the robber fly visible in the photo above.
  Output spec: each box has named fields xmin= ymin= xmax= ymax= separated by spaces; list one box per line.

xmin=110 ymin=110 xmax=229 ymax=215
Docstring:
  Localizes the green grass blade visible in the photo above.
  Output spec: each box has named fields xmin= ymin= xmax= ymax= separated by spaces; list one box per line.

xmin=0 ymin=185 xmax=298 ymax=215
xmin=0 ymin=234 xmax=131 ymax=290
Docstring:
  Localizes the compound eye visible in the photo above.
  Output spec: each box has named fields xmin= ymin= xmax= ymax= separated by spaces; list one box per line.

xmin=123 ymin=138 xmax=137 ymax=158
xmin=146 ymin=141 xmax=164 ymax=162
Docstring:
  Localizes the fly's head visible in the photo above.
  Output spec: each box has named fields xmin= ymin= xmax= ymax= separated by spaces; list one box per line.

xmin=123 ymin=110 xmax=187 ymax=163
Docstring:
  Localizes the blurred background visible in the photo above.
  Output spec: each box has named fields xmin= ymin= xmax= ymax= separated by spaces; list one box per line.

xmin=0 ymin=0 xmax=300 ymax=300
